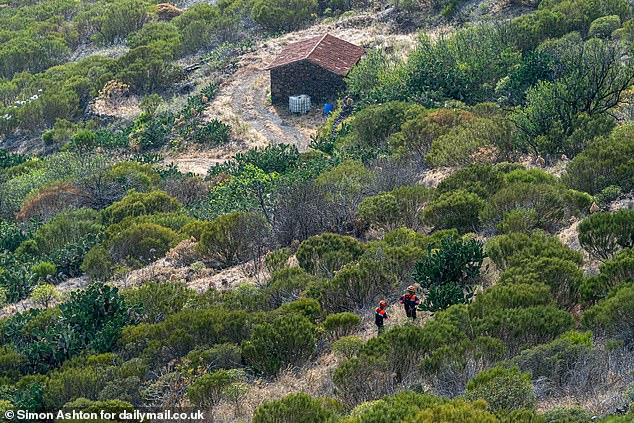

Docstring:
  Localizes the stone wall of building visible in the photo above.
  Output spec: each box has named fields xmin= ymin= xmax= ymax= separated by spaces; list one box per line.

xmin=270 ymin=60 xmax=347 ymax=106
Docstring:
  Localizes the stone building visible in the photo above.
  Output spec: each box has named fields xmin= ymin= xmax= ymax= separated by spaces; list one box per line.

xmin=266 ymin=34 xmax=365 ymax=105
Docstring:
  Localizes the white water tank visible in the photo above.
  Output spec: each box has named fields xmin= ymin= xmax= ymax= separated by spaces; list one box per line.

xmin=289 ymin=94 xmax=311 ymax=114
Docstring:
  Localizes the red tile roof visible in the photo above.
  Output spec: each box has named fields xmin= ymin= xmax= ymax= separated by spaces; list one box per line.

xmin=266 ymin=34 xmax=365 ymax=76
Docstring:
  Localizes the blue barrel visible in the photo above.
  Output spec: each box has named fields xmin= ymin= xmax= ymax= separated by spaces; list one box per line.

xmin=323 ymin=103 xmax=334 ymax=116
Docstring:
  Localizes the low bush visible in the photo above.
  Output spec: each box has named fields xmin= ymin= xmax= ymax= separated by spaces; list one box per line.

xmin=197 ymin=211 xmax=272 ymax=268
xmin=542 ymin=407 xmax=592 ymax=423
xmin=482 ymin=182 xmax=568 ymax=232
xmin=486 ymin=232 xmax=583 ymax=271
xmin=582 ymin=284 xmax=634 ymax=345
xmin=323 ymin=312 xmax=361 ymax=340
xmin=242 ymin=314 xmax=317 ymax=376
xmin=513 ymin=331 xmax=598 ymax=397
xmin=251 ymin=0 xmax=317 ymax=32
xmin=102 ymin=191 xmax=182 ymax=225
xmin=408 ymin=399 xmax=498 ymax=423
xmin=186 ymin=369 xmax=242 ymax=409
xmin=358 ymin=185 xmax=430 ymax=232
xmin=464 ymin=366 xmax=536 ymax=412
xmin=588 ymin=15 xmax=621 ymax=38
xmin=578 ymin=210 xmax=634 ymax=260
xmin=266 ymin=267 xmax=323 ymax=309
xmin=81 ymin=246 xmax=114 ymax=282
xmin=252 ymin=393 xmax=340 ymax=423
xmin=297 ymin=233 xmax=364 ymax=277
xmin=476 ymin=306 xmax=575 ymax=354
xmin=563 ymin=124 xmax=634 ymax=194
xmin=108 ymin=223 xmax=180 ymax=267
xmin=497 ymin=209 xmax=539 ymax=233
xmin=123 ymin=282 xmax=194 ymax=324
xmin=499 ymin=257 xmax=583 ymax=308
xmin=436 ymin=164 xmax=506 ymax=199
xmin=422 ymin=190 xmax=484 ymax=234
xmin=471 ymin=283 xmax=554 ymax=318
xmin=332 ymin=336 xmax=364 ymax=360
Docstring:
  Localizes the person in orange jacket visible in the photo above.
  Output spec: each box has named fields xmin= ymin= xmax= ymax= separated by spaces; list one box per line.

xmin=400 ymin=285 xmax=420 ymax=321
xmin=375 ymin=300 xmax=389 ymax=335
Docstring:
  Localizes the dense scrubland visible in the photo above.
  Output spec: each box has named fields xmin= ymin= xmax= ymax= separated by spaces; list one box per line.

xmin=0 ymin=0 xmax=633 ymax=422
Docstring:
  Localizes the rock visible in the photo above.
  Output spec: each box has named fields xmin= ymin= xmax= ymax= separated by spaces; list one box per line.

xmin=590 ymin=202 xmax=600 ymax=213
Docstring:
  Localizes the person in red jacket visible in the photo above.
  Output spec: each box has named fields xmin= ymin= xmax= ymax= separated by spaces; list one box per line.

xmin=375 ymin=300 xmax=389 ymax=335
xmin=400 ymin=285 xmax=420 ymax=321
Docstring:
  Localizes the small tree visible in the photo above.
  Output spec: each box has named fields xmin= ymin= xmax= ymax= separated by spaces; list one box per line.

xmin=197 ymin=211 xmax=272 ymax=268
xmin=30 ymin=284 xmax=62 ymax=308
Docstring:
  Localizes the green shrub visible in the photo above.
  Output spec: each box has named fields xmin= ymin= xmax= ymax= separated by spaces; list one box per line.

xmin=297 ymin=233 xmax=364 ymax=277
xmin=595 ymin=185 xmax=622 ymax=207
xmin=588 ymin=15 xmax=621 ymax=38
xmin=497 ymin=209 xmax=539 ymax=233
xmin=4 ymin=283 xmax=132 ymax=372
xmin=563 ymin=124 xmax=634 ymax=194
xmin=486 ymin=232 xmax=582 ymax=271
xmin=105 ymin=161 xmax=161 ymax=193
xmin=187 ymin=369 xmax=242 ymax=408
xmin=322 ymin=232 xmax=431 ymax=312
xmin=413 ymin=236 xmax=486 ymax=312
xmin=578 ymin=210 xmax=634 ymax=260
xmin=332 ymin=336 xmax=364 ymax=360
xmin=191 ymin=119 xmax=231 ymax=146
xmin=252 ymin=393 xmax=340 ymax=423
xmin=596 ymin=247 xmax=634 ymax=289
xmin=499 ymin=257 xmax=583 ymax=308
xmin=513 ymin=331 xmax=595 ymax=396
xmin=251 ymin=0 xmax=317 ymax=31
xmin=482 ymin=183 xmax=567 ymax=232
xmin=337 ymin=101 xmax=423 ymax=156
xmin=471 ymin=283 xmax=554 ymax=318
xmin=542 ymin=407 xmax=592 ymax=423
xmin=422 ymin=190 xmax=485 ymax=234
xmin=358 ymin=186 xmax=430 ymax=231
xmin=426 ymin=117 xmax=514 ymax=167
xmin=276 ymin=298 xmax=322 ymax=323
xmin=123 ymin=282 xmax=194 ymax=324
xmin=102 ymin=191 xmax=182 ymax=225
xmin=242 ymin=314 xmax=317 ymax=376
xmin=409 ymin=399 xmax=498 ymax=423
xmin=30 ymin=284 xmax=61 ymax=308
xmin=436 ymin=164 xmax=505 ymax=199
xmin=581 ymin=284 xmax=634 ymax=345
xmin=30 ymin=208 xmax=102 ymax=252
xmin=32 ymin=261 xmax=57 ymax=282
xmin=476 ymin=306 xmax=575 ymax=354
xmin=264 ymin=248 xmax=293 ymax=274
xmin=197 ymin=211 xmax=272 ymax=268
xmin=182 ymin=343 xmax=242 ymax=372
xmin=81 ymin=245 xmax=114 ymax=282
xmin=108 ymin=223 xmax=179 ymax=267
xmin=346 ymin=391 xmax=447 ymax=423
xmin=266 ymin=267 xmax=323 ymax=309
xmin=323 ymin=312 xmax=361 ymax=340
xmin=464 ymin=366 xmax=536 ymax=412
